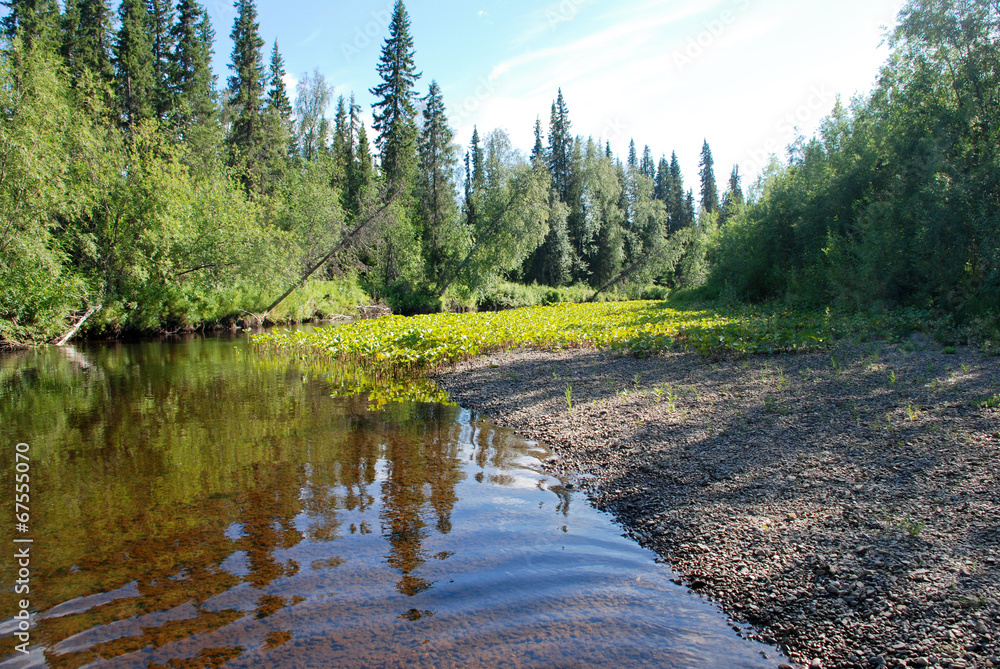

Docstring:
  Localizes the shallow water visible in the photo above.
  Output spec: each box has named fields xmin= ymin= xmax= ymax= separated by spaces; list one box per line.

xmin=1 ymin=335 xmax=783 ymax=667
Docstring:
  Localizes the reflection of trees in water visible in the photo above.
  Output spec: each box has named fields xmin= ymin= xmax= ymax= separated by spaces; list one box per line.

xmin=378 ymin=405 xmax=465 ymax=595
xmin=0 ymin=340 xmax=479 ymax=665
xmin=236 ymin=461 xmax=303 ymax=591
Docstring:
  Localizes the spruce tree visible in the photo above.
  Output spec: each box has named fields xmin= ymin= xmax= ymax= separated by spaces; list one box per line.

xmin=265 ymin=39 xmax=293 ymax=160
xmin=640 ymin=144 xmax=655 ymax=179
xmin=226 ymin=0 xmax=265 ymax=186
xmin=627 ymin=139 xmax=637 ymax=170
xmin=266 ymin=40 xmax=291 ymax=121
xmin=113 ymin=0 xmax=154 ymax=130
xmin=654 ymin=156 xmax=669 ymax=201
xmin=547 ymin=88 xmax=572 ymax=201
xmin=699 ymin=139 xmax=719 ymax=214
xmin=331 ymin=94 xmax=350 ymax=195
xmin=667 ymin=151 xmax=685 ymax=232
xmin=65 ymin=0 xmax=114 ymax=83
xmin=469 ymin=126 xmax=484 ymax=189
xmin=2 ymin=0 xmax=61 ymax=49
xmin=370 ymin=0 xmax=420 ymax=191
xmin=530 ymin=117 xmax=545 ymax=169
xmin=719 ymin=165 xmax=744 ymax=225
xmin=169 ymin=0 xmax=216 ymax=129
xmin=345 ymin=97 xmax=373 ymax=220
xmin=146 ymin=0 xmax=174 ymax=119
xmin=416 ymin=80 xmax=460 ymax=276
xmin=463 ymin=127 xmax=483 ymax=230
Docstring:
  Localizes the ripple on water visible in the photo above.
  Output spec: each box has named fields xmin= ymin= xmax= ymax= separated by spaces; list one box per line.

xmin=0 ymin=339 xmax=785 ymax=668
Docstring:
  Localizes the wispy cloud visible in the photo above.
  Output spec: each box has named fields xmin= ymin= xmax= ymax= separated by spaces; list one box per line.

xmin=297 ymin=28 xmax=323 ymax=47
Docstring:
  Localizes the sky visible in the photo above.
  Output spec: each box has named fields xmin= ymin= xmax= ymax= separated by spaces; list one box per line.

xmin=16 ymin=0 xmax=909 ymax=189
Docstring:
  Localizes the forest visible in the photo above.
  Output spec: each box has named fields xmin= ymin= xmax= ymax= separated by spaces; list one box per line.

xmin=0 ymin=0 xmax=997 ymax=346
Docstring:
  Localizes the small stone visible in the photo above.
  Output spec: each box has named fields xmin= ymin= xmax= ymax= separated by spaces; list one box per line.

xmin=810 ymin=660 xmax=823 ymax=669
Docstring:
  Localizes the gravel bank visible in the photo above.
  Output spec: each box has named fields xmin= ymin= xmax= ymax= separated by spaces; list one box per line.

xmin=434 ymin=341 xmax=1000 ymax=669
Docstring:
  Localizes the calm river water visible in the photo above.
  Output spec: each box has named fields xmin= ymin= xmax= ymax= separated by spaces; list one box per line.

xmin=1 ymin=334 xmax=784 ymax=668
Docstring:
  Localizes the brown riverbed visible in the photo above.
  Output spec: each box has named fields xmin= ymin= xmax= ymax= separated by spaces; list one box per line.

xmin=435 ymin=341 xmax=1000 ymax=669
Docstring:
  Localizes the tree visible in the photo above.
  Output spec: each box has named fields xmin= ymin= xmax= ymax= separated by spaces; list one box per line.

xmin=146 ymin=0 xmax=174 ymax=120
xmin=640 ymin=144 xmax=655 ymax=179
xmin=113 ymin=0 xmax=154 ymax=131
xmin=654 ymin=155 xmax=669 ymax=201
xmin=719 ymin=165 xmax=743 ymax=225
xmin=345 ymin=98 xmax=373 ymax=221
xmin=266 ymin=40 xmax=291 ymax=122
xmin=169 ymin=0 xmax=217 ymax=130
xmin=293 ymin=68 xmax=333 ymax=162
xmin=370 ymin=0 xmax=420 ymax=191
xmin=415 ymin=80 xmax=462 ymax=278
xmin=2 ymin=0 xmax=60 ymax=49
xmin=666 ymin=151 xmax=686 ymax=231
xmin=547 ymin=88 xmax=572 ymax=201
xmin=699 ymin=139 xmax=719 ymax=214
xmin=264 ymin=39 xmax=293 ymax=162
xmin=530 ymin=117 xmax=545 ymax=168
xmin=437 ymin=129 xmax=549 ymax=297
xmin=627 ymin=139 xmax=637 ymax=170
xmin=226 ymin=0 xmax=265 ymax=190
xmin=64 ymin=0 xmax=115 ymax=83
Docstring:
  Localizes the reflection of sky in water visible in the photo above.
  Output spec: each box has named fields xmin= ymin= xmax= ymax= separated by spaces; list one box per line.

xmin=0 ymin=338 xmax=785 ymax=668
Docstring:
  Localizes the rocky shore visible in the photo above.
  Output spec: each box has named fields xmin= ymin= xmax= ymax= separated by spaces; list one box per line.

xmin=434 ymin=341 xmax=1000 ymax=669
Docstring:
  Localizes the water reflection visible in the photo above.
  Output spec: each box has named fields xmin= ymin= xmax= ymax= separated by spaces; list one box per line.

xmin=1 ymin=337 xmax=781 ymax=668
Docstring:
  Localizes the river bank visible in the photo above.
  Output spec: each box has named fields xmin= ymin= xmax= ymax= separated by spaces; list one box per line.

xmin=434 ymin=342 xmax=1000 ymax=669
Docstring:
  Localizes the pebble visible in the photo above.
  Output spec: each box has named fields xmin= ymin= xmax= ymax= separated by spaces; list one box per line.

xmin=436 ymin=345 xmax=1000 ymax=669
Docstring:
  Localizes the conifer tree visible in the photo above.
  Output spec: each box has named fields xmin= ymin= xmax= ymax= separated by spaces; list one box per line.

xmin=169 ymin=0 xmax=216 ymax=129
xmin=265 ymin=39 xmax=293 ymax=160
xmin=2 ymin=0 xmax=61 ymax=49
xmin=416 ymin=80 xmax=461 ymax=276
xmin=719 ymin=165 xmax=744 ymax=225
xmin=547 ymin=88 xmax=572 ymax=201
xmin=345 ymin=97 xmax=373 ymax=220
xmin=654 ymin=156 xmax=669 ymax=201
xmin=113 ymin=0 xmax=154 ymax=130
xmin=667 ymin=151 xmax=685 ymax=231
xmin=463 ymin=127 xmax=483 ymax=230
xmin=146 ymin=0 xmax=174 ymax=119
xmin=370 ymin=0 xmax=420 ymax=191
xmin=699 ymin=139 xmax=719 ymax=214
xmin=266 ymin=40 xmax=291 ymax=121
xmin=226 ymin=0 xmax=265 ymax=187
xmin=627 ymin=139 xmax=638 ymax=170
xmin=65 ymin=0 xmax=114 ymax=83
xmin=640 ymin=144 xmax=655 ymax=179
xmin=330 ymin=94 xmax=350 ymax=194
xmin=530 ymin=117 xmax=545 ymax=168
xmin=469 ymin=126 xmax=484 ymax=189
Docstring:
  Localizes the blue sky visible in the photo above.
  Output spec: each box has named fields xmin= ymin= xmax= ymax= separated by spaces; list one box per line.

xmin=188 ymin=0 xmax=904 ymax=187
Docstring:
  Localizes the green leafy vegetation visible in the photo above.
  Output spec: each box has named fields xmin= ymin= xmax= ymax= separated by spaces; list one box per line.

xmin=2 ymin=0 xmax=998 ymax=354
xmin=255 ymin=299 xmax=929 ymax=375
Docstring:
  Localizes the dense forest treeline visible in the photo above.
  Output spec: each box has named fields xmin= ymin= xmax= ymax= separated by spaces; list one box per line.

xmin=0 ymin=0 xmax=997 ymax=346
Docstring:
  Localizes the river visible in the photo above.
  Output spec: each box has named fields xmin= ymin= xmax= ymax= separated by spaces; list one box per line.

xmin=0 ymin=333 xmax=785 ymax=668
